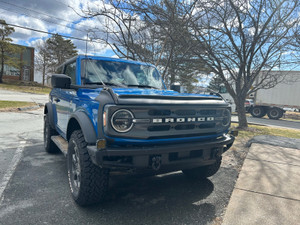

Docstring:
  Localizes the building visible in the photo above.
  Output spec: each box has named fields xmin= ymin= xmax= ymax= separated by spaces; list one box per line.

xmin=3 ymin=43 xmax=34 ymax=82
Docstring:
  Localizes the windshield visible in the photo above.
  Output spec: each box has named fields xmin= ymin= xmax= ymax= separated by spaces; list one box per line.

xmin=81 ymin=59 xmax=164 ymax=89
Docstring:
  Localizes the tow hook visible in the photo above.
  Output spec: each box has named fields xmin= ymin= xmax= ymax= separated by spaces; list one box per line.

xmin=151 ymin=155 xmax=162 ymax=171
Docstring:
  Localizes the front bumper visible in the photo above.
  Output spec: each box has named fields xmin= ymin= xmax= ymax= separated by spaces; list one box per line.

xmin=87 ymin=134 xmax=235 ymax=172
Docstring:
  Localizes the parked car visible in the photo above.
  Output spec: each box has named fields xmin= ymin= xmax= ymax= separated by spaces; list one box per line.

xmin=44 ymin=55 xmax=236 ymax=206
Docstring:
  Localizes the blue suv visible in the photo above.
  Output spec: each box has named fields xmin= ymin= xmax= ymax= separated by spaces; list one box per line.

xmin=44 ymin=55 xmax=236 ymax=206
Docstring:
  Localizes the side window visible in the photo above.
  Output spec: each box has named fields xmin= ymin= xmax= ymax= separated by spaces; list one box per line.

xmin=64 ymin=61 xmax=76 ymax=84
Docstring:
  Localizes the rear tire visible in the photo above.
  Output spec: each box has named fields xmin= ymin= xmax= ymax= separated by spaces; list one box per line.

xmin=68 ymin=130 xmax=109 ymax=206
xmin=182 ymin=157 xmax=222 ymax=179
xmin=44 ymin=114 xmax=60 ymax=153
xmin=250 ymin=106 xmax=266 ymax=118
xmin=267 ymin=108 xmax=283 ymax=120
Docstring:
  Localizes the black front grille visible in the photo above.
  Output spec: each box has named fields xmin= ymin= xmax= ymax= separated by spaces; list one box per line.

xmin=175 ymin=124 xmax=195 ymax=130
xmin=148 ymin=109 xmax=171 ymax=116
xmin=148 ymin=125 xmax=171 ymax=132
xmin=199 ymin=110 xmax=217 ymax=115
xmin=106 ymin=105 xmax=229 ymax=140
xmin=199 ymin=123 xmax=216 ymax=129
xmin=175 ymin=109 xmax=196 ymax=116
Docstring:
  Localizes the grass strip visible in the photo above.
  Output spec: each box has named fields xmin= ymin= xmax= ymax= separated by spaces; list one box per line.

xmin=232 ymin=124 xmax=300 ymax=139
xmin=0 ymin=83 xmax=51 ymax=95
xmin=0 ymin=100 xmax=36 ymax=110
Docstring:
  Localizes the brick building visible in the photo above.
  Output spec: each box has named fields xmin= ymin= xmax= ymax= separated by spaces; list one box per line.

xmin=3 ymin=44 xmax=34 ymax=82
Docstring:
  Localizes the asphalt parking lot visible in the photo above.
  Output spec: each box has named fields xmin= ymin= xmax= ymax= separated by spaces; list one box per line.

xmin=0 ymin=90 xmax=240 ymax=225
xmin=2 ymin=90 xmax=299 ymax=224
xmin=0 ymin=142 xmax=238 ymax=225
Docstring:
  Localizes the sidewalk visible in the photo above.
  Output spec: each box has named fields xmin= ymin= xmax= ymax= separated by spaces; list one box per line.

xmin=223 ymin=136 xmax=300 ymax=225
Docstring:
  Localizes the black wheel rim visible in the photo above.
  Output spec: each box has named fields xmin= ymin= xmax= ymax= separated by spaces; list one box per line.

xmin=70 ymin=140 xmax=81 ymax=194
xmin=44 ymin=118 xmax=49 ymax=148
xmin=270 ymin=109 xmax=278 ymax=117
xmin=253 ymin=108 xmax=261 ymax=116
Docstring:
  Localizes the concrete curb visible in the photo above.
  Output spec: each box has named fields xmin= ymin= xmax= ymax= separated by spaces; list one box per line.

xmin=0 ymin=104 xmax=43 ymax=112
xmin=247 ymin=135 xmax=300 ymax=150
xmin=17 ymin=105 xmax=41 ymax=111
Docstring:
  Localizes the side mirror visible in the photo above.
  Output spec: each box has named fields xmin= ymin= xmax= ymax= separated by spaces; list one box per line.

xmin=51 ymin=74 xmax=71 ymax=89
xmin=170 ymin=84 xmax=181 ymax=93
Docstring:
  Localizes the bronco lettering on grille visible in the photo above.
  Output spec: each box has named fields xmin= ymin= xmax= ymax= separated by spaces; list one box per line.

xmin=152 ymin=117 xmax=214 ymax=123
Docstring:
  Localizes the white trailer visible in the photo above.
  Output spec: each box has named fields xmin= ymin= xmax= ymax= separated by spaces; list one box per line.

xmin=250 ymin=71 xmax=300 ymax=119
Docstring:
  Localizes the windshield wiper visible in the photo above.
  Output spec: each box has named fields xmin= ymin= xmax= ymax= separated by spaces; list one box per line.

xmin=85 ymin=82 xmax=127 ymax=87
xmin=127 ymin=84 xmax=158 ymax=89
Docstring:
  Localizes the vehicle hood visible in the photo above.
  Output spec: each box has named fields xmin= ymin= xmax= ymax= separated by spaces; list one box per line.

xmin=78 ymin=87 xmax=225 ymax=105
xmin=111 ymin=88 xmax=225 ymax=105
xmin=111 ymin=88 xmax=220 ymax=99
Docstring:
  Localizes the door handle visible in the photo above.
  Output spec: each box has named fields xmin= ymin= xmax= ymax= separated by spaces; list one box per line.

xmin=54 ymin=98 xmax=60 ymax=103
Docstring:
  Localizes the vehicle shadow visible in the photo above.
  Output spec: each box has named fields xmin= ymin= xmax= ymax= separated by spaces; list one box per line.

xmin=0 ymin=144 xmax=237 ymax=225
xmin=82 ymin=172 xmax=216 ymax=225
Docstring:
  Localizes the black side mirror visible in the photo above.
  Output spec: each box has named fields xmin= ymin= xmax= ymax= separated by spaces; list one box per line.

xmin=51 ymin=74 xmax=71 ymax=89
xmin=170 ymin=84 xmax=181 ymax=93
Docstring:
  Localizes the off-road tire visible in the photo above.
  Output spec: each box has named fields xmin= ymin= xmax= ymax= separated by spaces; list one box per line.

xmin=68 ymin=130 xmax=109 ymax=206
xmin=267 ymin=107 xmax=283 ymax=120
xmin=44 ymin=114 xmax=60 ymax=153
xmin=182 ymin=157 xmax=222 ymax=179
xmin=250 ymin=106 xmax=266 ymax=118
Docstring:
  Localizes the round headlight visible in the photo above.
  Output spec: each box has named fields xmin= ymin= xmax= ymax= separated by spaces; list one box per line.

xmin=222 ymin=109 xmax=231 ymax=127
xmin=111 ymin=109 xmax=134 ymax=133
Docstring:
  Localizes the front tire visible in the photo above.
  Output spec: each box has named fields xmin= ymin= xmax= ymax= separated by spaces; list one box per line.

xmin=182 ymin=157 xmax=222 ymax=179
xmin=44 ymin=114 xmax=59 ymax=153
xmin=67 ymin=130 xmax=109 ymax=206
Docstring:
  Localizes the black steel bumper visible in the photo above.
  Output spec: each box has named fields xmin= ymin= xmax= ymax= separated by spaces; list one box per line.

xmin=87 ymin=134 xmax=235 ymax=171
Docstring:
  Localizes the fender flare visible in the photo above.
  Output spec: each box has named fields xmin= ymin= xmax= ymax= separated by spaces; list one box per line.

xmin=44 ymin=102 xmax=56 ymax=129
xmin=68 ymin=111 xmax=97 ymax=144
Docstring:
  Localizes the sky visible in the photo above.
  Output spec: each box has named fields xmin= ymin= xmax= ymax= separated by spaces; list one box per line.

xmin=0 ymin=0 xmax=115 ymax=57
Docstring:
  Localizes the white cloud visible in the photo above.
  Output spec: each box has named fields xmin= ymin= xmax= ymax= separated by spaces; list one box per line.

xmin=0 ymin=0 xmax=123 ymax=55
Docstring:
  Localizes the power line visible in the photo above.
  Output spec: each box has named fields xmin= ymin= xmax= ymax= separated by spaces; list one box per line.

xmin=4 ymin=22 xmax=104 ymax=44
xmin=0 ymin=0 xmax=76 ymax=25
xmin=0 ymin=5 xmax=83 ymax=33
xmin=52 ymin=0 xmax=71 ymax=8
xmin=0 ymin=1 xmax=95 ymax=33
xmin=0 ymin=0 xmax=97 ymax=31
xmin=0 ymin=7 xmax=71 ymax=33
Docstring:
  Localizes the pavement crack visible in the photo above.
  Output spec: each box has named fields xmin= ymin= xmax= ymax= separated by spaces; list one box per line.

xmin=246 ymin=157 xmax=300 ymax=168
xmin=235 ymin=187 xmax=300 ymax=202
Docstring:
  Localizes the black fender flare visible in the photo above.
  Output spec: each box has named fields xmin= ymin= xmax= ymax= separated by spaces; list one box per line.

xmin=44 ymin=102 xmax=56 ymax=129
xmin=68 ymin=111 xmax=97 ymax=144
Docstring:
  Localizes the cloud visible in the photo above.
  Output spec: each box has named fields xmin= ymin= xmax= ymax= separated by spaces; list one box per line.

xmin=0 ymin=0 xmax=121 ymax=56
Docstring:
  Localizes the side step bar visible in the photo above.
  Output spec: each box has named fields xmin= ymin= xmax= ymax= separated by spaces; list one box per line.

xmin=51 ymin=136 xmax=68 ymax=156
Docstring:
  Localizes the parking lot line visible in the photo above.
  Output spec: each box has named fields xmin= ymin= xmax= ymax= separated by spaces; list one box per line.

xmin=0 ymin=142 xmax=26 ymax=205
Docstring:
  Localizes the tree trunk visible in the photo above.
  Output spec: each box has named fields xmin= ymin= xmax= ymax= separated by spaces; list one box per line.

xmin=42 ymin=56 xmax=46 ymax=86
xmin=235 ymin=97 xmax=248 ymax=128
xmin=170 ymin=62 xmax=175 ymax=84
xmin=42 ymin=65 xmax=45 ymax=86
xmin=0 ymin=49 xmax=4 ymax=83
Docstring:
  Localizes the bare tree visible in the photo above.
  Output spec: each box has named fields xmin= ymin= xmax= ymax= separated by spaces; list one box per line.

xmin=35 ymin=41 xmax=51 ymax=86
xmin=80 ymin=0 xmax=209 ymax=89
xmin=187 ymin=0 xmax=300 ymax=128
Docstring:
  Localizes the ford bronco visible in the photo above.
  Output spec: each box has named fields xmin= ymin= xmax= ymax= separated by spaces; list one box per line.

xmin=44 ymin=55 xmax=236 ymax=206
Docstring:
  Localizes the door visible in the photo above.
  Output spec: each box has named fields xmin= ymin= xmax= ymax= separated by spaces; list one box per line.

xmin=55 ymin=61 xmax=77 ymax=135
xmin=23 ymin=69 xmax=30 ymax=81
